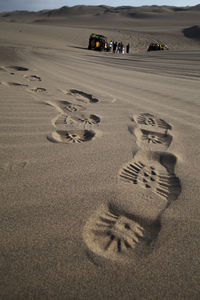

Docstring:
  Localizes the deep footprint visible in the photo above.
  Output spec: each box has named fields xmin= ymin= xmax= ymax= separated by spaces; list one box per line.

xmin=47 ymin=129 xmax=95 ymax=143
xmin=119 ymin=151 xmax=181 ymax=202
xmin=83 ymin=204 xmax=160 ymax=262
xmin=65 ymin=89 xmax=99 ymax=103
xmin=134 ymin=113 xmax=171 ymax=133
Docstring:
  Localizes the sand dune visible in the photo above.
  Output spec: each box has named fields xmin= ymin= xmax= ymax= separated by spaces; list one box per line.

xmin=1 ymin=5 xmax=200 ymax=53
xmin=0 ymin=5 xmax=200 ymax=300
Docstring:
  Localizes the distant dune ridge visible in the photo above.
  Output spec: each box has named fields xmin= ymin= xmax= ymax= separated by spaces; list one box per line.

xmin=0 ymin=4 xmax=200 ymax=53
xmin=1 ymin=4 xmax=200 ymax=19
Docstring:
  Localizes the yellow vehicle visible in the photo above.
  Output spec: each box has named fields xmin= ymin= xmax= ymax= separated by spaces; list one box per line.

xmin=147 ymin=41 xmax=168 ymax=51
xmin=88 ymin=33 xmax=109 ymax=51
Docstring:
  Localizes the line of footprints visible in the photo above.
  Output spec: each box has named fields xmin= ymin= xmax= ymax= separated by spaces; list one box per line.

xmin=1 ymin=66 xmax=181 ymax=263
xmin=0 ymin=65 xmax=100 ymax=143
xmin=83 ymin=113 xmax=181 ymax=263
xmin=0 ymin=65 xmax=47 ymax=93
xmin=47 ymin=90 xmax=100 ymax=144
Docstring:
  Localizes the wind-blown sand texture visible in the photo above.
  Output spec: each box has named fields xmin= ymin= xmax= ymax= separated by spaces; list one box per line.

xmin=0 ymin=5 xmax=200 ymax=300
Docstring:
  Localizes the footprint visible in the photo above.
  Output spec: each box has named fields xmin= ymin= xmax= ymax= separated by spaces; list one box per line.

xmin=83 ymin=204 xmax=160 ymax=262
xmin=55 ymin=114 xmax=100 ymax=129
xmin=119 ymin=151 xmax=181 ymax=202
xmin=0 ymin=160 xmax=28 ymax=171
xmin=64 ymin=89 xmax=99 ymax=104
xmin=1 ymin=81 xmax=28 ymax=87
xmin=47 ymin=129 xmax=95 ymax=143
xmin=73 ymin=114 xmax=100 ymax=125
xmin=56 ymin=100 xmax=85 ymax=113
xmin=28 ymin=87 xmax=47 ymax=93
xmin=2 ymin=65 xmax=29 ymax=72
xmin=46 ymin=101 xmax=85 ymax=114
xmin=134 ymin=127 xmax=172 ymax=151
xmin=134 ymin=113 xmax=171 ymax=133
xmin=24 ymin=75 xmax=41 ymax=81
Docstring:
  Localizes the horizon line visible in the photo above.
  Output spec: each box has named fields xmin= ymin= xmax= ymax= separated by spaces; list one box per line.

xmin=0 ymin=4 xmax=199 ymax=13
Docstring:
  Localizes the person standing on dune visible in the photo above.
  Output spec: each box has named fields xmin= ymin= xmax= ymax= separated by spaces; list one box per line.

xmin=122 ymin=44 xmax=125 ymax=54
xmin=113 ymin=41 xmax=117 ymax=53
xmin=126 ymin=43 xmax=130 ymax=54
xmin=109 ymin=40 xmax=113 ymax=51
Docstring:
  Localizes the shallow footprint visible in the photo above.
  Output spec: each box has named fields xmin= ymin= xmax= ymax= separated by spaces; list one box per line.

xmin=47 ymin=129 xmax=95 ymax=143
xmin=134 ymin=113 xmax=171 ymax=133
xmin=134 ymin=127 xmax=172 ymax=151
xmin=0 ymin=160 xmax=28 ymax=172
xmin=55 ymin=113 xmax=100 ymax=129
xmin=57 ymin=100 xmax=85 ymax=113
xmin=83 ymin=204 xmax=160 ymax=263
xmin=24 ymin=75 xmax=41 ymax=81
xmin=64 ymin=89 xmax=99 ymax=103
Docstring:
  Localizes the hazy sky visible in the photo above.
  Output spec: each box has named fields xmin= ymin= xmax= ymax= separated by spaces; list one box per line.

xmin=0 ymin=0 xmax=199 ymax=12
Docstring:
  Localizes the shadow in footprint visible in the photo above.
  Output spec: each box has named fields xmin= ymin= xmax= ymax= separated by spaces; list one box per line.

xmin=47 ymin=129 xmax=95 ymax=144
xmin=24 ymin=75 xmax=41 ymax=81
xmin=134 ymin=127 xmax=172 ymax=151
xmin=134 ymin=113 xmax=172 ymax=133
xmin=66 ymin=89 xmax=99 ymax=103
xmin=58 ymin=100 xmax=86 ymax=113
xmin=1 ymin=82 xmax=28 ymax=87
xmin=55 ymin=114 xmax=100 ymax=128
xmin=83 ymin=203 xmax=161 ymax=263
xmin=5 ymin=65 xmax=29 ymax=71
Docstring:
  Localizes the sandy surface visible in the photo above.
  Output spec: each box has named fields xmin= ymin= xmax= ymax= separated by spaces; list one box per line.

xmin=0 ymin=5 xmax=200 ymax=300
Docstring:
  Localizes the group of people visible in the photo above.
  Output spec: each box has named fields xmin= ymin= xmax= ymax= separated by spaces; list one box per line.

xmin=109 ymin=41 xmax=130 ymax=54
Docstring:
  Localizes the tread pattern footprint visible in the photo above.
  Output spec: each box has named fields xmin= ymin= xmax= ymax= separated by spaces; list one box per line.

xmin=119 ymin=157 xmax=180 ymax=201
xmin=134 ymin=128 xmax=172 ymax=151
xmin=82 ymin=111 xmax=181 ymax=263
xmin=57 ymin=100 xmax=85 ymax=113
xmin=134 ymin=113 xmax=171 ymax=133
xmin=83 ymin=205 xmax=160 ymax=262
xmin=48 ymin=129 xmax=95 ymax=143
xmin=55 ymin=114 xmax=100 ymax=129
xmin=47 ymin=89 xmax=100 ymax=144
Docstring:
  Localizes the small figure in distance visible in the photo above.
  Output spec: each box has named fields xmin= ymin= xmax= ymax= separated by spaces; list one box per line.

xmin=122 ymin=43 xmax=125 ymax=54
xmin=113 ymin=41 xmax=117 ymax=53
xmin=126 ymin=43 xmax=130 ymax=54
xmin=109 ymin=40 xmax=113 ymax=52
xmin=117 ymin=42 xmax=121 ymax=53
xmin=120 ymin=42 xmax=123 ymax=54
